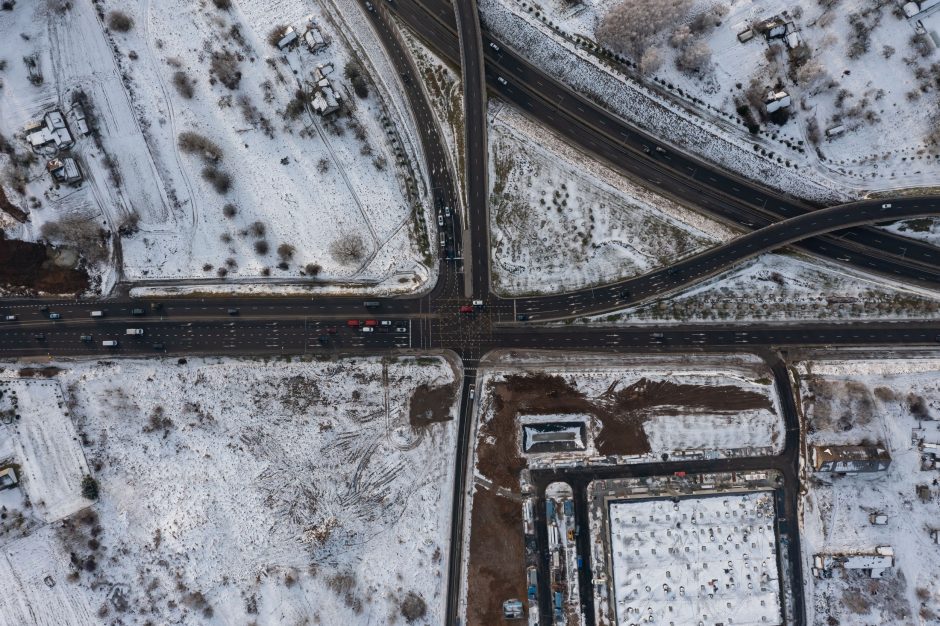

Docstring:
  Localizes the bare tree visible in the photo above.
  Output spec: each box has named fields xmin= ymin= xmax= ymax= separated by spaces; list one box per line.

xmin=329 ymin=234 xmax=366 ymax=266
xmin=597 ymin=0 xmax=693 ymax=60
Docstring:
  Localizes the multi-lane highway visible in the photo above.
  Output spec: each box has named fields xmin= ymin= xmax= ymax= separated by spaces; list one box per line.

xmin=387 ymin=0 xmax=940 ymax=298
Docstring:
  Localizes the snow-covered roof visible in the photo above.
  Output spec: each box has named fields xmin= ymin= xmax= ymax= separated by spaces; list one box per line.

xmin=815 ymin=551 xmax=895 ymax=578
xmin=277 ymin=27 xmax=298 ymax=50
xmin=811 ymin=445 xmax=891 ymax=472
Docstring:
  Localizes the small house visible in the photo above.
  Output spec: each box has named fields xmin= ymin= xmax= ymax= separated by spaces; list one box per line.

xmin=312 ymin=79 xmax=341 ymax=115
xmin=304 ymin=25 xmax=327 ymax=52
xmin=26 ymin=110 xmax=75 ymax=151
xmin=825 ymin=124 xmax=845 ymax=138
xmin=314 ymin=62 xmax=334 ymax=82
xmin=764 ymin=90 xmax=792 ymax=113
xmin=46 ymin=157 xmax=83 ymax=184
xmin=785 ymin=29 xmax=803 ymax=49
xmin=737 ymin=28 xmax=755 ymax=43
xmin=69 ymin=103 xmax=90 ymax=136
xmin=811 ymin=444 xmax=891 ymax=473
xmin=0 ymin=467 xmax=17 ymax=490
xmin=755 ymin=16 xmax=787 ymax=39
xmin=277 ymin=26 xmax=298 ymax=51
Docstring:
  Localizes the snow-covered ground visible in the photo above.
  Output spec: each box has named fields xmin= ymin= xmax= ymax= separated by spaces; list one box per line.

xmin=488 ymin=103 xmax=736 ymax=295
xmin=796 ymin=356 xmax=940 ymax=625
xmin=0 ymin=356 xmax=458 ymax=626
xmin=608 ymin=491 xmax=781 ymax=626
xmin=487 ymin=0 xmax=940 ymax=198
xmin=586 ymin=251 xmax=940 ymax=325
xmin=0 ymin=0 xmax=433 ymax=292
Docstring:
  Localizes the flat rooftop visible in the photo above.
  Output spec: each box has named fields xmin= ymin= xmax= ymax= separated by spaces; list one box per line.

xmin=609 ymin=491 xmax=782 ymax=626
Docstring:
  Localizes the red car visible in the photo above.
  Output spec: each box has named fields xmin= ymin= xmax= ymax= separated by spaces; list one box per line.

xmin=459 ymin=305 xmax=474 ymax=314
xmin=364 ymin=319 xmax=378 ymax=327
xmin=346 ymin=319 xmax=360 ymax=327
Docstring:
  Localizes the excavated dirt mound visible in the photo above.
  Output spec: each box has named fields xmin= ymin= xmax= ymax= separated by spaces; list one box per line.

xmin=0 ymin=235 xmax=88 ymax=294
xmin=408 ymin=382 xmax=457 ymax=428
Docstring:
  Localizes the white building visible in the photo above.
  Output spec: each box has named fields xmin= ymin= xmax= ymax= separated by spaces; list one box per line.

xmin=765 ymin=90 xmax=792 ymax=113
xmin=277 ymin=26 xmax=298 ymax=51
xmin=26 ymin=110 xmax=74 ymax=151
xmin=46 ymin=157 xmax=83 ymax=184
xmin=304 ymin=25 xmax=327 ymax=52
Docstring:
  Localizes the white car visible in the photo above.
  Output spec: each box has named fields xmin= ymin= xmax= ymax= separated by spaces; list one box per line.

xmin=362 ymin=327 xmax=374 ymax=333
xmin=4 ymin=315 xmax=16 ymax=321
xmin=469 ymin=384 xmax=475 ymax=400
xmin=437 ymin=215 xmax=444 ymax=227
xmin=497 ymin=76 xmax=508 ymax=86
xmin=489 ymin=42 xmax=500 ymax=52
xmin=881 ymin=203 xmax=892 ymax=209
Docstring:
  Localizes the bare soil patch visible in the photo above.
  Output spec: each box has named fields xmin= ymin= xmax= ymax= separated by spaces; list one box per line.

xmin=409 ymin=382 xmax=457 ymax=428
xmin=18 ymin=366 xmax=63 ymax=378
xmin=465 ymin=485 xmax=527 ymax=626
xmin=0 ymin=234 xmax=89 ymax=294
xmin=594 ymin=378 xmax=772 ymax=455
xmin=0 ymin=187 xmax=28 ymax=222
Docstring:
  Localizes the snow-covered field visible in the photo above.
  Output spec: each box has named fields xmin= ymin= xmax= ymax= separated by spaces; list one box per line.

xmin=0 ymin=378 xmax=90 ymax=524
xmin=488 ymin=104 xmax=735 ymax=295
xmin=487 ymin=0 xmax=940 ymax=197
xmin=0 ymin=0 xmax=432 ymax=291
xmin=796 ymin=356 xmax=940 ymax=625
xmin=587 ymin=251 xmax=940 ymax=325
xmin=608 ymin=491 xmax=781 ymax=626
xmin=0 ymin=356 xmax=458 ymax=626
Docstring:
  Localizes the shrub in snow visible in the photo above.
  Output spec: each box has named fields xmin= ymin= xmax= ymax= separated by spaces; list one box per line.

xmin=107 ymin=11 xmax=133 ymax=33
xmin=172 ymin=71 xmax=194 ymax=99
xmin=400 ymin=591 xmax=427 ymax=623
xmin=330 ymin=234 xmax=366 ymax=266
xmin=254 ymin=240 xmax=269 ymax=255
xmin=201 ymin=166 xmax=232 ymax=194
xmin=177 ymin=132 xmax=222 ymax=161
xmin=210 ymin=50 xmax=241 ymax=90
xmin=81 ymin=475 xmax=99 ymax=500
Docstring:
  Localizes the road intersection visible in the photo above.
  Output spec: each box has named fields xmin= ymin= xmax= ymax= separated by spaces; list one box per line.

xmin=2 ymin=3 xmax=940 ymax=625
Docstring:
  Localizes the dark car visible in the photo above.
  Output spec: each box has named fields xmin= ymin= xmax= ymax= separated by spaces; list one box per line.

xmin=227 ymin=308 xmax=239 ymax=316
xmin=80 ymin=335 xmax=93 ymax=342
xmin=620 ymin=289 xmax=631 ymax=299
xmin=318 ymin=335 xmax=329 ymax=345
xmin=34 ymin=333 xmax=45 ymax=341
xmin=131 ymin=308 xmax=146 ymax=316
xmin=516 ymin=314 xmax=529 ymax=322
xmin=152 ymin=343 xmax=165 ymax=350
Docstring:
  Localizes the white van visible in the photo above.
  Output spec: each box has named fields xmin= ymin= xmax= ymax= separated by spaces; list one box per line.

xmin=126 ymin=328 xmax=144 ymax=335
xmin=102 ymin=340 xmax=118 ymax=347
xmin=90 ymin=310 xmax=105 ymax=317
